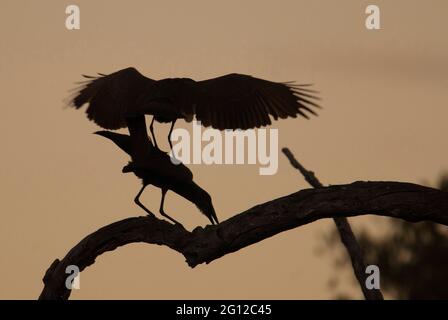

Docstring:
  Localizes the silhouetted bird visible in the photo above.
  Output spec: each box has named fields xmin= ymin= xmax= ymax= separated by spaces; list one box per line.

xmin=94 ymin=124 xmax=219 ymax=226
xmin=71 ymin=67 xmax=320 ymax=149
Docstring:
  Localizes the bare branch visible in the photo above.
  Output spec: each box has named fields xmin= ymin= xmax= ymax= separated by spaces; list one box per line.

xmin=39 ymin=181 xmax=448 ymax=300
xmin=282 ymin=147 xmax=383 ymax=300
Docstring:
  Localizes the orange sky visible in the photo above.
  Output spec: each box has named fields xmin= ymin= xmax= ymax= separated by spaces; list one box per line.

xmin=0 ymin=0 xmax=447 ymax=299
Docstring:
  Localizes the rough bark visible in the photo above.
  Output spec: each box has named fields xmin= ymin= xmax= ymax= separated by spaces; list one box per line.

xmin=39 ymin=181 xmax=448 ymax=300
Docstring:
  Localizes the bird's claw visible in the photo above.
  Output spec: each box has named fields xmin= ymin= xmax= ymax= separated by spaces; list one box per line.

xmin=146 ymin=212 xmax=156 ymax=218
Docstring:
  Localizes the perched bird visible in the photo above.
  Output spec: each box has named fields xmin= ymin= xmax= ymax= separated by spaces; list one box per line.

xmin=94 ymin=121 xmax=219 ymax=226
xmin=71 ymin=67 xmax=320 ymax=149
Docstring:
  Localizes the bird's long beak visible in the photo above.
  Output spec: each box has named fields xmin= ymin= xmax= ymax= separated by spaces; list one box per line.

xmin=93 ymin=130 xmax=107 ymax=136
xmin=122 ymin=163 xmax=134 ymax=173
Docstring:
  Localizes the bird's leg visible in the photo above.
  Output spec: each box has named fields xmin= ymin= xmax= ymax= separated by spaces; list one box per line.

xmin=134 ymin=184 xmax=155 ymax=218
xmin=149 ymin=116 xmax=159 ymax=150
xmin=159 ymin=188 xmax=183 ymax=226
xmin=168 ymin=120 xmax=177 ymax=151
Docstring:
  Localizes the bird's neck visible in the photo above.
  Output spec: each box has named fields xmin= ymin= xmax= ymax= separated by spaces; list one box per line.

xmin=126 ymin=116 xmax=153 ymax=160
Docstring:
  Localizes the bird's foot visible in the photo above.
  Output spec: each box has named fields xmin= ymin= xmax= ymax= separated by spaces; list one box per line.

xmin=160 ymin=212 xmax=184 ymax=228
xmin=146 ymin=212 xmax=156 ymax=219
xmin=167 ymin=218 xmax=184 ymax=228
xmin=173 ymin=221 xmax=185 ymax=229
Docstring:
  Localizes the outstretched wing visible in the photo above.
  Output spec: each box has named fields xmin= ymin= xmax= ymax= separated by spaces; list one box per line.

xmin=70 ymin=67 xmax=155 ymax=130
xmin=194 ymin=73 xmax=320 ymax=130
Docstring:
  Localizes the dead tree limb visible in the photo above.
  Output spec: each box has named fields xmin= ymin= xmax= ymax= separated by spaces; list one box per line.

xmin=39 ymin=181 xmax=448 ymax=300
xmin=282 ymin=148 xmax=383 ymax=300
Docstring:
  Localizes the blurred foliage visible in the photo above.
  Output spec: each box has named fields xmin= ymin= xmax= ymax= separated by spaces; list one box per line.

xmin=324 ymin=175 xmax=448 ymax=299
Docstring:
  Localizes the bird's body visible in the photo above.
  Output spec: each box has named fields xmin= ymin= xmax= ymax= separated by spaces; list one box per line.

xmin=95 ymin=123 xmax=219 ymax=226
xmin=72 ymin=67 xmax=320 ymax=149
xmin=70 ymin=67 xmax=319 ymax=224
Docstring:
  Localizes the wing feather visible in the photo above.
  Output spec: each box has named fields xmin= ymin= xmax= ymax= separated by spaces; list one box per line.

xmin=194 ymin=73 xmax=320 ymax=129
xmin=70 ymin=67 xmax=156 ymax=130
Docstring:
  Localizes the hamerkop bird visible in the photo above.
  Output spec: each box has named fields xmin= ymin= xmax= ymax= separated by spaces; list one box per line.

xmin=94 ymin=116 xmax=219 ymax=226
xmin=71 ymin=67 xmax=320 ymax=149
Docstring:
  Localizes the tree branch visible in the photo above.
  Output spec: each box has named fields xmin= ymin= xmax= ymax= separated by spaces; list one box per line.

xmin=282 ymin=147 xmax=383 ymax=300
xmin=39 ymin=181 xmax=448 ymax=300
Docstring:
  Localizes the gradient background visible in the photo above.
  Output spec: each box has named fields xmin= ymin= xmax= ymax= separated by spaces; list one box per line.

xmin=0 ymin=0 xmax=447 ymax=299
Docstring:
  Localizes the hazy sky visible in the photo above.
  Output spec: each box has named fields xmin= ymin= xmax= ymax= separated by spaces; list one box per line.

xmin=0 ymin=0 xmax=447 ymax=299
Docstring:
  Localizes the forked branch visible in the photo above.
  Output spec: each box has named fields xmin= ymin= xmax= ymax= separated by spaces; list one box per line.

xmin=39 ymin=181 xmax=448 ymax=300
xmin=282 ymin=147 xmax=383 ymax=300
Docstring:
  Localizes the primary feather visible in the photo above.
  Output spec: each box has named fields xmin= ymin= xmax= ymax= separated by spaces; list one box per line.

xmin=71 ymin=67 xmax=320 ymax=131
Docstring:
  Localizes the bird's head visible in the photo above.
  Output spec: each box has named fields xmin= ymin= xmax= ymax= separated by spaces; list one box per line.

xmin=122 ymin=163 xmax=134 ymax=173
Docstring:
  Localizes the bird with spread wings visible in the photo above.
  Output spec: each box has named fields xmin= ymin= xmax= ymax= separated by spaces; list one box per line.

xmin=68 ymin=67 xmax=320 ymax=226
xmin=71 ymin=67 xmax=320 ymax=150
